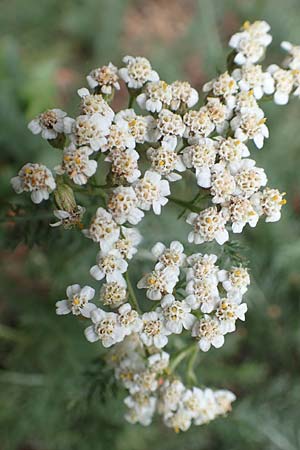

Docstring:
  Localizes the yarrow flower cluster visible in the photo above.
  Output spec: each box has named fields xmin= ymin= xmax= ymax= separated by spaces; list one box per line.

xmin=11 ymin=20 xmax=296 ymax=432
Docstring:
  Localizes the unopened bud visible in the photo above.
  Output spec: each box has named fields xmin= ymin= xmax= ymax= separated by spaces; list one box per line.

xmin=54 ymin=183 xmax=76 ymax=212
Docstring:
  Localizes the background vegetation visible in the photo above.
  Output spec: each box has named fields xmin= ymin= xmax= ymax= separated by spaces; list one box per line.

xmin=1 ymin=1 xmax=300 ymax=449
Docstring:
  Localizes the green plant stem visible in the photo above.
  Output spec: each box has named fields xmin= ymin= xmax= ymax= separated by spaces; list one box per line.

xmin=169 ymin=196 xmax=198 ymax=212
xmin=170 ymin=343 xmax=198 ymax=373
xmin=125 ymin=272 xmax=141 ymax=314
xmin=187 ymin=345 xmax=199 ymax=385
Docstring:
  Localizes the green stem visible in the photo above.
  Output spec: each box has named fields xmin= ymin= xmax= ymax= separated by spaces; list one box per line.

xmin=128 ymin=94 xmax=135 ymax=109
xmin=125 ymin=272 xmax=141 ymax=314
xmin=170 ymin=343 xmax=198 ymax=372
xmin=187 ymin=345 xmax=199 ymax=385
xmin=169 ymin=196 xmax=198 ymax=212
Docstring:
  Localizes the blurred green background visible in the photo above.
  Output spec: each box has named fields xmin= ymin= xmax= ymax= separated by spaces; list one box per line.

xmin=1 ymin=0 xmax=300 ymax=449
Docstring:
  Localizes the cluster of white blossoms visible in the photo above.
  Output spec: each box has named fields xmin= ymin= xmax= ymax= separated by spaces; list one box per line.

xmin=11 ymin=20 xmax=297 ymax=432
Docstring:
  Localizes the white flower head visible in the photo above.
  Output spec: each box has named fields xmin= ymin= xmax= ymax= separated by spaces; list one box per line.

xmin=147 ymin=351 xmax=170 ymax=374
xmin=28 ymin=108 xmax=66 ymax=140
xmin=231 ymin=158 xmax=267 ymax=198
xmin=140 ymin=310 xmax=170 ymax=348
xmin=113 ymin=226 xmax=142 ymax=260
xmin=147 ymin=139 xmax=185 ymax=182
xmin=86 ymin=63 xmax=120 ymax=95
xmin=185 ymin=278 xmax=220 ymax=313
xmin=205 ymin=97 xmax=232 ymax=134
xmin=193 ymin=388 xmax=219 ymax=425
xmin=230 ymin=107 xmax=269 ymax=149
xmin=210 ymin=164 xmax=236 ymax=204
xmin=186 ymin=253 xmax=219 ymax=283
xmin=108 ymin=186 xmax=144 ymax=225
xmin=11 ymin=163 xmax=56 ymax=204
xmin=152 ymin=240 xmax=185 ymax=273
xmin=222 ymin=196 xmax=259 ymax=233
xmin=232 ymin=64 xmax=274 ymax=99
xmin=215 ymin=297 xmax=248 ymax=334
xmin=56 ymin=284 xmax=96 ymax=318
xmin=101 ymin=122 xmax=136 ymax=153
xmin=183 ymin=108 xmax=215 ymax=142
xmin=281 ymin=41 xmax=300 ymax=71
xmin=169 ymin=80 xmax=199 ymax=111
xmin=99 ymin=280 xmax=127 ymax=308
xmin=156 ymin=109 xmax=185 ymax=144
xmin=158 ymin=379 xmax=185 ymax=413
xmin=78 ymin=88 xmax=114 ymax=121
xmin=203 ymin=72 xmax=238 ymax=109
xmin=124 ymin=392 xmax=156 ymax=426
xmin=182 ymin=387 xmax=209 ymax=419
xmin=137 ymin=267 xmax=178 ymax=301
xmin=182 ymin=138 xmax=217 ymax=188
xmin=55 ymin=144 xmax=97 ymax=185
xmin=50 ymin=206 xmax=85 ymax=229
xmin=105 ymin=148 xmax=141 ymax=184
xmin=130 ymin=369 xmax=158 ymax=395
xmin=187 ymin=207 xmax=229 ymax=245
xmin=119 ymin=55 xmax=159 ymax=89
xmin=218 ymin=266 xmax=250 ymax=298
xmin=217 ymin=137 xmax=250 ymax=166
xmin=82 ymin=207 xmax=120 ymax=251
xmin=164 ymin=408 xmax=192 ymax=432
xmin=115 ymin=353 xmax=145 ymax=390
xmin=161 ymin=294 xmax=196 ymax=334
xmin=251 ymin=187 xmax=286 ymax=222
xmin=229 ymin=20 xmax=272 ymax=65
xmin=85 ymin=308 xmax=125 ymax=347
xmin=115 ymin=109 xmax=157 ymax=143
xmin=118 ymin=303 xmax=143 ymax=336
xmin=64 ymin=114 xmax=110 ymax=152
xmin=136 ymin=80 xmax=172 ymax=113
xmin=214 ymin=389 xmax=236 ymax=416
xmin=134 ymin=170 xmax=170 ymax=215
xmin=192 ymin=315 xmax=225 ymax=352
xmin=90 ymin=249 xmax=128 ymax=283
xmin=267 ymin=64 xmax=295 ymax=105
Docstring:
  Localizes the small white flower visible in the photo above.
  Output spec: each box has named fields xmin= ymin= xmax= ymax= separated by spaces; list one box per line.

xmin=193 ymin=388 xmax=219 ymax=425
xmin=82 ymin=207 xmax=120 ymax=251
xmin=134 ymin=170 xmax=170 ymax=215
xmin=118 ymin=303 xmax=143 ymax=336
xmin=101 ymin=122 xmax=136 ymax=153
xmin=152 ymin=240 xmax=185 ymax=273
xmin=56 ymin=284 xmax=96 ymax=318
xmin=50 ymin=206 xmax=85 ymax=229
xmin=268 ymin=64 xmax=295 ymax=105
xmin=183 ymin=108 xmax=215 ymax=142
xmin=156 ymin=109 xmax=185 ymax=144
xmin=229 ymin=20 xmax=272 ymax=66
xmin=119 ymin=56 xmax=159 ymax=89
xmin=11 ymin=163 xmax=56 ymax=204
xmin=85 ymin=308 xmax=125 ymax=347
xmin=99 ymin=280 xmax=127 ymax=308
xmin=281 ymin=41 xmax=300 ymax=71
xmin=164 ymin=408 xmax=192 ymax=432
xmin=230 ymin=107 xmax=269 ymax=149
xmin=185 ymin=278 xmax=219 ymax=313
xmin=105 ymin=148 xmax=141 ymax=183
xmin=182 ymin=138 xmax=217 ymax=188
xmin=234 ymin=90 xmax=259 ymax=112
xmin=28 ymin=109 xmax=66 ymax=140
xmin=169 ymin=80 xmax=199 ymax=111
xmin=136 ymin=80 xmax=172 ymax=113
xmin=55 ymin=144 xmax=97 ymax=185
xmin=78 ymin=88 xmax=114 ymax=121
xmin=161 ymin=294 xmax=195 ymax=334
xmin=158 ymin=379 xmax=185 ymax=413
xmin=147 ymin=351 xmax=170 ymax=373
xmin=182 ymin=387 xmax=209 ymax=419
xmin=140 ymin=310 xmax=170 ymax=348
xmin=192 ymin=315 xmax=225 ymax=352
xmin=115 ymin=354 xmax=145 ymax=390
xmin=218 ymin=266 xmax=250 ymax=298
xmin=187 ymin=207 xmax=229 ymax=245
xmin=124 ymin=392 xmax=156 ymax=426
xmin=64 ymin=114 xmax=110 ymax=152
xmin=251 ymin=187 xmax=286 ymax=222
xmin=203 ymin=72 xmax=238 ymax=109
xmin=86 ymin=63 xmax=120 ymax=94
xmin=108 ymin=186 xmax=144 ymax=225
xmin=217 ymin=137 xmax=250 ymax=166
xmin=231 ymin=158 xmax=267 ymax=198
xmin=130 ymin=370 xmax=158 ymax=394
xmin=205 ymin=97 xmax=232 ymax=134
xmin=222 ymin=196 xmax=259 ymax=233
xmin=137 ymin=267 xmax=178 ymax=301
xmin=232 ymin=65 xmax=274 ymax=99
xmin=214 ymin=389 xmax=236 ymax=415
xmin=210 ymin=164 xmax=236 ymax=204
xmin=90 ymin=249 xmax=128 ymax=283
xmin=147 ymin=139 xmax=185 ymax=182
xmin=113 ymin=226 xmax=142 ymax=260
xmin=215 ymin=297 xmax=247 ymax=334
xmin=186 ymin=253 xmax=219 ymax=283
xmin=114 ymin=109 xmax=157 ymax=143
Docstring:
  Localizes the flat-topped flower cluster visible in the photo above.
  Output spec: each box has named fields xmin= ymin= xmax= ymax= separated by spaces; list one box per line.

xmin=11 ymin=20 xmax=297 ymax=432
